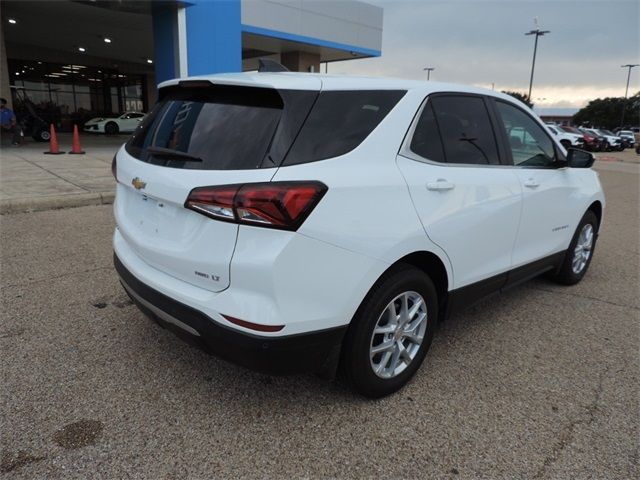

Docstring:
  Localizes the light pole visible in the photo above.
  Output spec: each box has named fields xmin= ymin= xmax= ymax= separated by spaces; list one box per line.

xmin=620 ymin=64 xmax=639 ymax=127
xmin=525 ymin=26 xmax=550 ymax=102
xmin=423 ymin=67 xmax=435 ymax=81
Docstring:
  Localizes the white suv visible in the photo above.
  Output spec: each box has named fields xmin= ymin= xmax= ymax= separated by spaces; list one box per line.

xmin=546 ymin=124 xmax=585 ymax=150
xmin=113 ymin=73 xmax=605 ymax=398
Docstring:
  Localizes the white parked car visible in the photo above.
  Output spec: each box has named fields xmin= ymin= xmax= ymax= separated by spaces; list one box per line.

xmin=546 ymin=124 xmax=585 ymax=150
xmin=113 ymin=73 xmax=605 ymax=397
xmin=84 ymin=111 xmax=146 ymax=135
xmin=595 ymin=129 xmax=624 ymax=151
xmin=617 ymin=130 xmax=635 ymax=148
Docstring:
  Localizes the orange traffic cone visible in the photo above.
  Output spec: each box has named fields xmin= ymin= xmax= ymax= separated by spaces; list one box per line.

xmin=69 ymin=124 xmax=85 ymax=154
xmin=44 ymin=124 xmax=64 ymax=154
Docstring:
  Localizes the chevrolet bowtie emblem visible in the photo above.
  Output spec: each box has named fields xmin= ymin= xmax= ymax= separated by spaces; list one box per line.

xmin=131 ymin=177 xmax=147 ymax=190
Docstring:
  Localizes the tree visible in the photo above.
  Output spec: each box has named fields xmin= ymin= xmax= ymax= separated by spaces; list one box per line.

xmin=572 ymin=93 xmax=640 ymax=129
xmin=501 ymin=91 xmax=533 ymax=108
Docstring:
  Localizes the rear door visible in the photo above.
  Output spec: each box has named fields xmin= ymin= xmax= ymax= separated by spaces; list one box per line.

xmin=114 ymin=82 xmax=320 ymax=292
xmin=397 ymin=94 xmax=522 ymax=289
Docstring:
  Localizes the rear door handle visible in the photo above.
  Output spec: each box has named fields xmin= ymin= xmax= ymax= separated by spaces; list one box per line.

xmin=426 ymin=179 xmax=455 ymax=191
xmin=524 ymin=178 xmax=540 ymax=189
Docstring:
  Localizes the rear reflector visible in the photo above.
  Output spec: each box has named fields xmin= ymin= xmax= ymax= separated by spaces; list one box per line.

xmin=222 ymin=314 xmax=284 ymax=333
xmin=185 ymin=181 xmax=327 ymax=231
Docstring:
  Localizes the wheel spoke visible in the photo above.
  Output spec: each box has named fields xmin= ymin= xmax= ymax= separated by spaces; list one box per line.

xmin=397 ymin=342 xmax=412 ymax=365
xmin=374 ymin=324 xmax=396 ymax=335
xmin=371 ymin=340 xmax=395 ymax=355
xmin=400 ymin=294 xmax=409 ymax=323
xmin=375 ymin=351 xmax=392 ymax=375
xmin=407 ymin=298 xmax=424 ymax=320
xmin=388 ymin=345 xmax=401 ymax=373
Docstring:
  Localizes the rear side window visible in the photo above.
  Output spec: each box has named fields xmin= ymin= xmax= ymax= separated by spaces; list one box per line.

xmin=429 ymin=96 xmax=500 ymax=165
xmin=283 ymin=90 xmax=406 ymax=165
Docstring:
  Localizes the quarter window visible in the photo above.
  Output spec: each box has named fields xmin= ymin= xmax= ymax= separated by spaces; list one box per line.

xmin=409 ymin=102 xmax=445 ymax=163
xmin=496 ymin=101 xmax=556 ymax=167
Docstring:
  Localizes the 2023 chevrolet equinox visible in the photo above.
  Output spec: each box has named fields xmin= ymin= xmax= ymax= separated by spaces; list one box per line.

xmin=113 ymin=73 xmax=604 ymax=398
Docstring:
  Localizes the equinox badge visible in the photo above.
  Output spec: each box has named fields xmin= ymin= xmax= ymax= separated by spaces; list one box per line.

xmin=131 ymin=177 xmax=147 ymax=190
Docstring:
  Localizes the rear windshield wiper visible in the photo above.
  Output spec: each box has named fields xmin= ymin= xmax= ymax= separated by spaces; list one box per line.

xmin=146 ymin=146 xmax=203 ymax=162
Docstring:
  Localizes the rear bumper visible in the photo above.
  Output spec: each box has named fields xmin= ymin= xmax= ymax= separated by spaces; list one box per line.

xmin=114 ymin=253 xmax=347 ymax=374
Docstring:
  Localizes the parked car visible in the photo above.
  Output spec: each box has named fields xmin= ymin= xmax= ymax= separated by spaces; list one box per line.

xmin=595 ymin=129 xmax=624 ymax=151
xmin=546 ymin=124 xmax=585 ymax=149
xmin=578 ymin=128 xmax=606 ymax=152
xmin=83 ymin=111 xmax=146 ymax=135
xmin=113 ymin=73 xmax=605 ymax=398
xmin=616 ymin=130 xmax=635 ymax=149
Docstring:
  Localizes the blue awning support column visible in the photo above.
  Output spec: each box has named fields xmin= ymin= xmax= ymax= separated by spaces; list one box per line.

xmin=152 ymin=0 xmax=241 ymax=85
xmin=151 ymin=3 xmax=179 ymax=84
xmin=185 ymin=0 xmax=241 ymax=76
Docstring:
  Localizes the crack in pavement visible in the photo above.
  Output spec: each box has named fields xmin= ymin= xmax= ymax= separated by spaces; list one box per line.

xmin=529 ymin=286 xmax=639 ymax=311
xmin=532 ymin=361 xmax=630 ymax=479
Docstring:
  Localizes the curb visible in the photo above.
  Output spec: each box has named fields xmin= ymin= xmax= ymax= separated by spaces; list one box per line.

xmin=0 ymin=191 xmax=115 ymax=215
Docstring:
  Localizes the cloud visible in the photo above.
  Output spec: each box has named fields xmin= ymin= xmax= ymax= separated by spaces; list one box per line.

xmin=329 ymin=0 xmax=640 ymax=107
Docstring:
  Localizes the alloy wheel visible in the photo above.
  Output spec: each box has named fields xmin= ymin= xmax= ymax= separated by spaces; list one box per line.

xmin=369 ymin=291 xmax=428 ymax=379
xmin=572 ymin=223 xmax=594 ymax=274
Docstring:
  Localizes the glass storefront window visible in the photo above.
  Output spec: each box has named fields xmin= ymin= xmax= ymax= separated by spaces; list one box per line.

xmin=8 ymin=58 xmax=148 ymax=131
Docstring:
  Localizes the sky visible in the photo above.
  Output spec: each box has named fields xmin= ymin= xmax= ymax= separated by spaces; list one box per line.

xmin=329 ymin=0 xmax=640 ymax=108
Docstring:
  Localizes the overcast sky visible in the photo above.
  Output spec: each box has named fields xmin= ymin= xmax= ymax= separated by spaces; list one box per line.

xmin=329 ymin=0 xmax=640 ymax=108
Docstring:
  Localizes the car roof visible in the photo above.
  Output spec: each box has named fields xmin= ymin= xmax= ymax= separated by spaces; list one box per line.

xmin=158 ymin=72 xmax=520 ymax=104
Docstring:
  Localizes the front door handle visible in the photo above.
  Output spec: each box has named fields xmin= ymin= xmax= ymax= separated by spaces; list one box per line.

xmin=426 ymin=179 xmax=455 ymax=191
xmin=524 ymin=178 xmax=540 ymax=189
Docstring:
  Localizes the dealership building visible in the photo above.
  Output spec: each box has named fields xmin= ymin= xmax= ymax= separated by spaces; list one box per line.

xmin=1 ymin=0 xmax=382 ymax=131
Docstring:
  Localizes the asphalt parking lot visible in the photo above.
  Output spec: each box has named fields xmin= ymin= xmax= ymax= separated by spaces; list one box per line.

xmin=1 ymin=158 xmax=638 ymax=479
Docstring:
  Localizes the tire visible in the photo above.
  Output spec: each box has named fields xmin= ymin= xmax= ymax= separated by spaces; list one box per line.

xmin=551 ymin=210 xmax=598 ymax=285
xmin=34 ymin=128 xmax=50 ymax=142
xmin=104 ymin=122 xmax=119 ymax=135
xmin=339 ymin=265 xmax=438 ymax=398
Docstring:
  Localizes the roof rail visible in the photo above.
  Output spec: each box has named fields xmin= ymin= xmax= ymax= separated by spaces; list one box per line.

xmin=258 ymin=59 xmax=289 ymax=73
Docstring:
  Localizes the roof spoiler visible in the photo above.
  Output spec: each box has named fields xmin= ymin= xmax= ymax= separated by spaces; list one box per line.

xmin=258 ymin=59 xmax=289 ymax=73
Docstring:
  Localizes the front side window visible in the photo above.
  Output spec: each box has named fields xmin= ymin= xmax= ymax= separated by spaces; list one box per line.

xmin=496 ymin=101 xmax=556 ymax=167
xmin=429 ymin=95 xmax=500 ymax=165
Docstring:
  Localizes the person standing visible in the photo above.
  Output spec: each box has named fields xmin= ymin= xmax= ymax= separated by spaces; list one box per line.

xmin=1 ymin=98 xmax=21 ymax=146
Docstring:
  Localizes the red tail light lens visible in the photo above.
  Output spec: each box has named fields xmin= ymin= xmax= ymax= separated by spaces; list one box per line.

xmin=185 ymin=181 xmax=327 ymax=231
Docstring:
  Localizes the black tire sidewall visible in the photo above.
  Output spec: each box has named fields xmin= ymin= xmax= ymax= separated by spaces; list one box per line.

xmin=341 ymin=266 xmax=438 ymax=398
xmin=105 ymin=122 xmax=118 ymax=135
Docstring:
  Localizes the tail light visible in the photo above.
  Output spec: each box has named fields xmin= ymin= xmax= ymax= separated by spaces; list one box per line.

xmin=111 ymin=154 xmax=117 ymax=180
xmin=584 ymin=135 xmax=594 ymax=142
xmin=185 ymin=181 xmax=328 ymax=231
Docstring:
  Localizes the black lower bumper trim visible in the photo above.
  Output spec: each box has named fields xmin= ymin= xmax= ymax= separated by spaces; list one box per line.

xmin=114 ymin=254 xmax=347 ymax=375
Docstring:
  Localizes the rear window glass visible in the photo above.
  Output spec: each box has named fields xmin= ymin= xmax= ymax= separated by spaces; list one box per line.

xmin=283 ymin=90 xmax=406 ymax=165
xmin=127 ymin=85 xmax=287 ymax=170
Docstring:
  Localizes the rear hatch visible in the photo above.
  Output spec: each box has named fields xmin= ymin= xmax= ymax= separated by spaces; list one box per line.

xmin=114 ymin=79 xmax=320 ymax=292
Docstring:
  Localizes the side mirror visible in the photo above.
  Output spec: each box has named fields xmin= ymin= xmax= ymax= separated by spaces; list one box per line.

xmin=566 ymin=148 xmax=595 ymax=168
